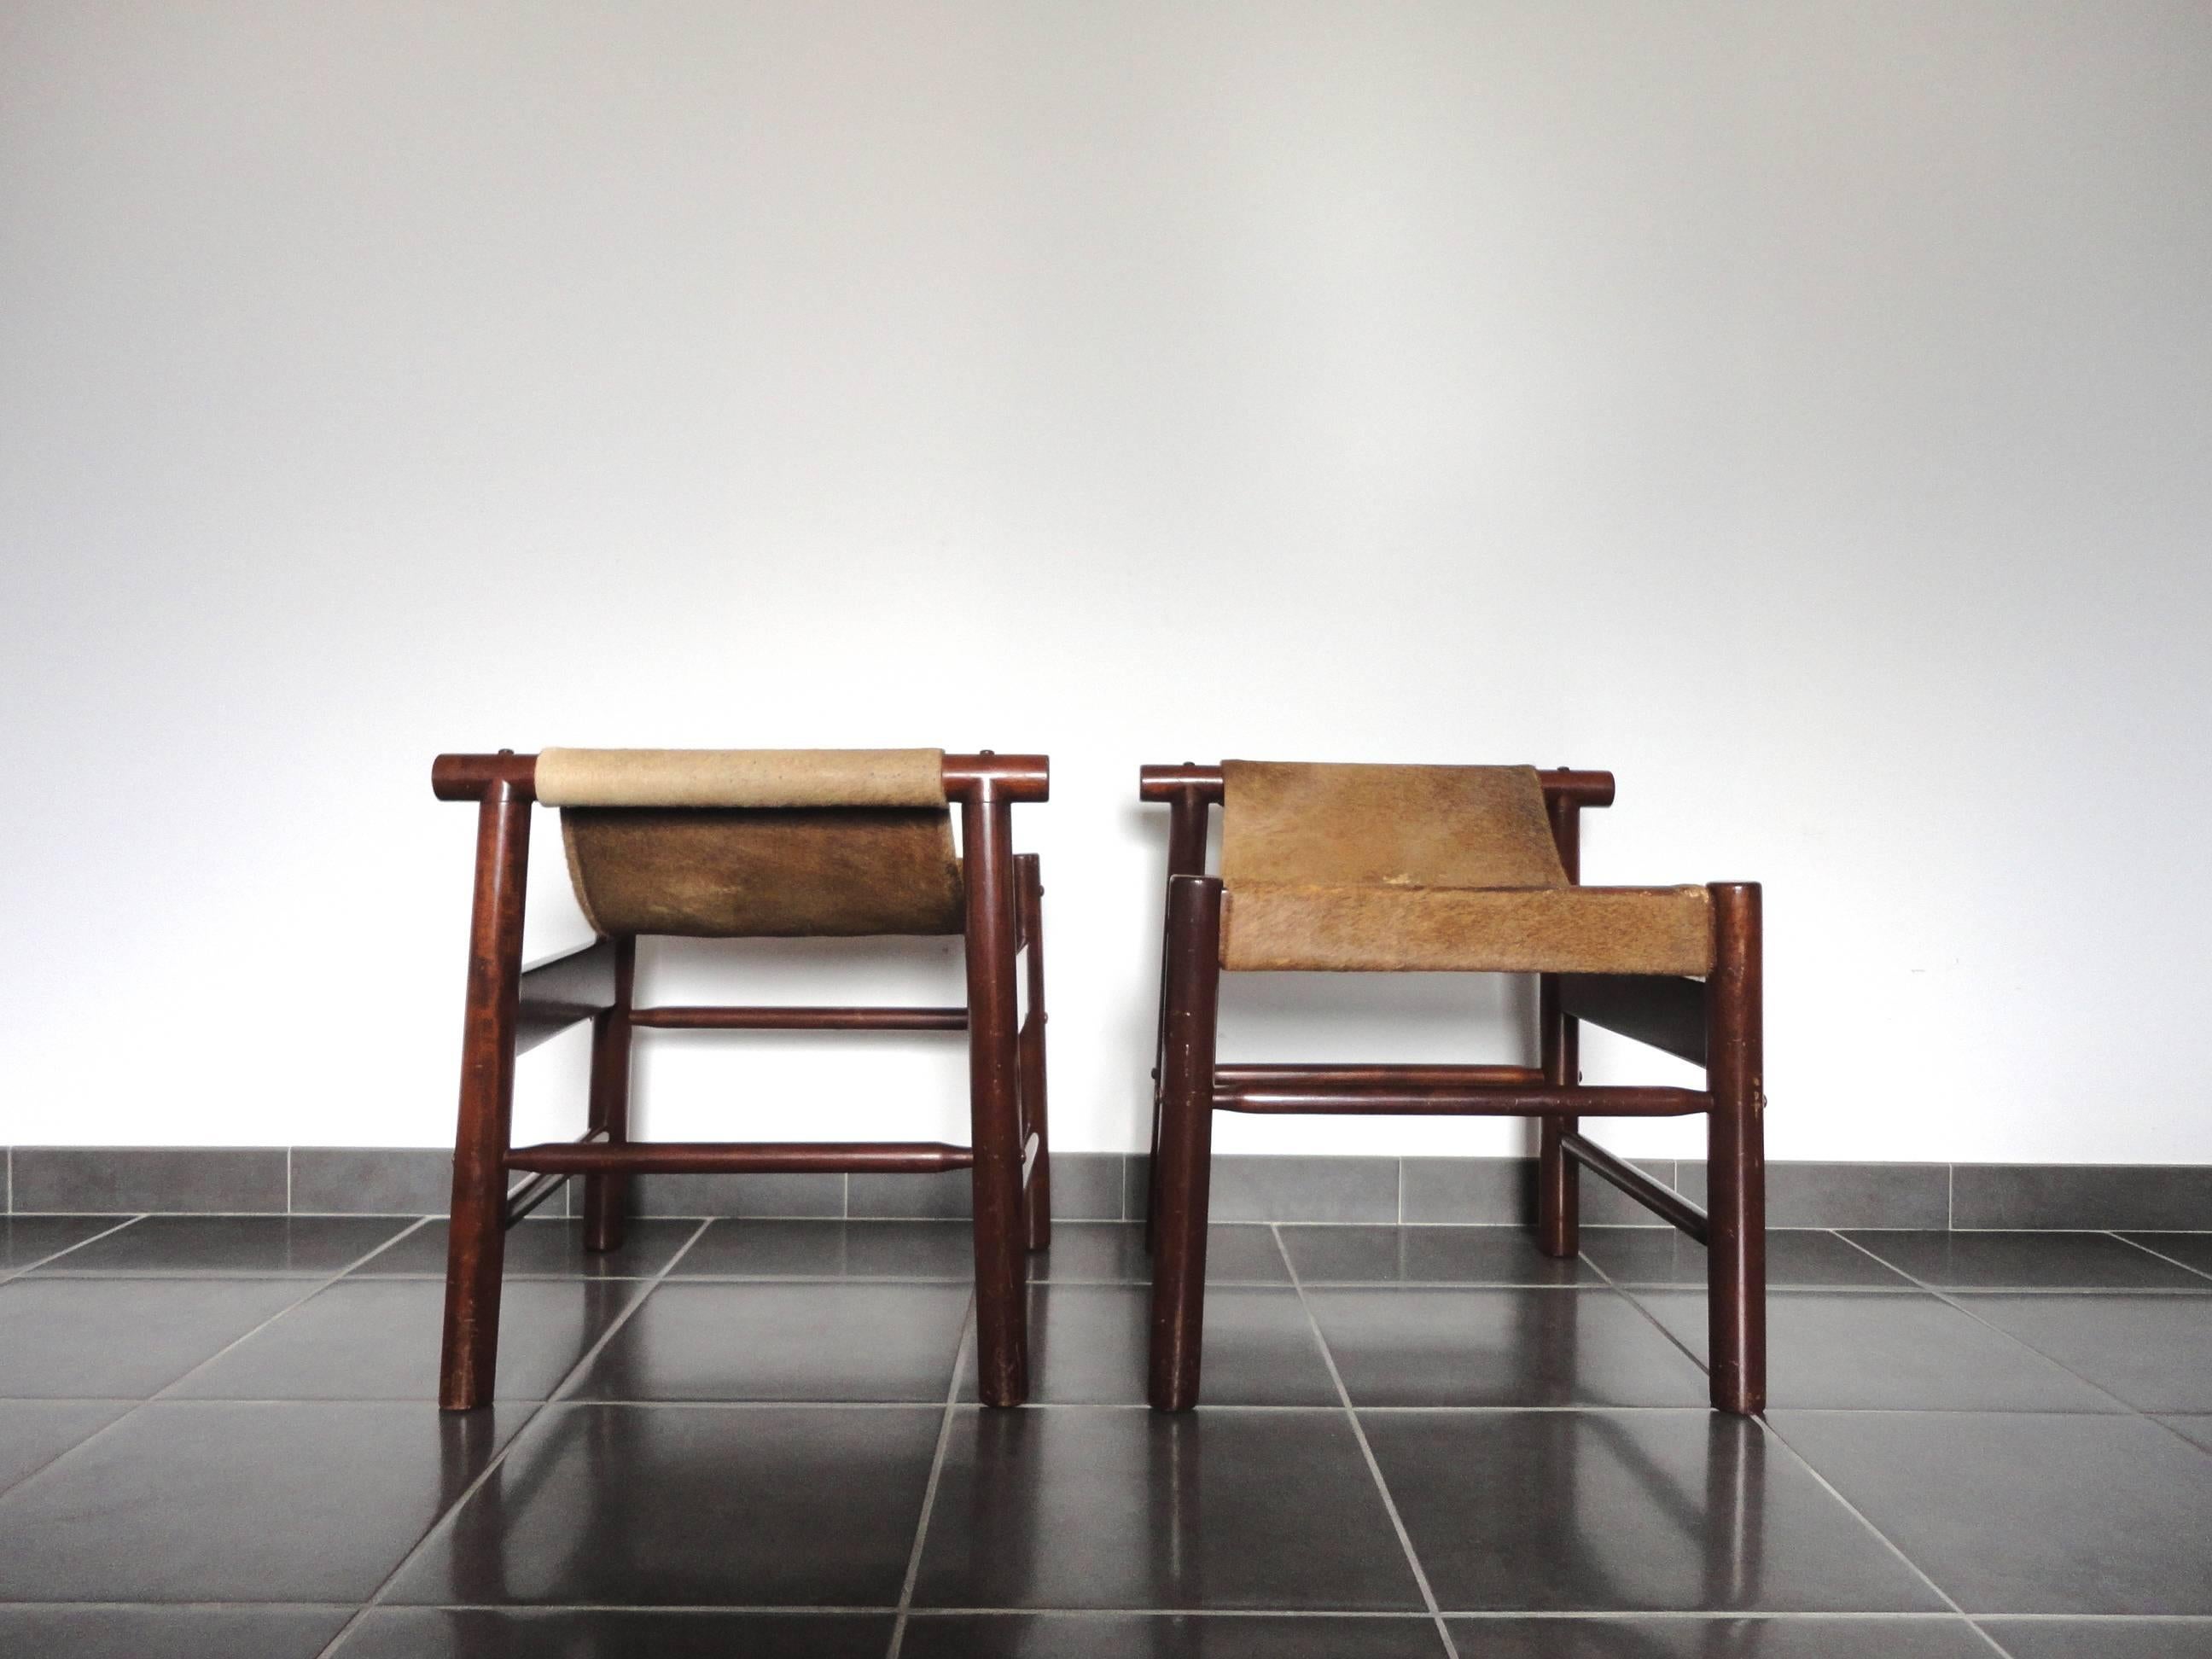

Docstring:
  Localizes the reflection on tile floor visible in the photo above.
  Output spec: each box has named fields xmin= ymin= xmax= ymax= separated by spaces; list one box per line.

xmin=0 ymin=1216 xmax=2204 ymax=1656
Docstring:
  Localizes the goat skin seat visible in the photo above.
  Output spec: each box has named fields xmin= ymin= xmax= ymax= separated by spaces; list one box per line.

xmin=1216 ymin=760 xmax=1712 ymax=975
xmin=544 ymin=748 xmax=961 ymax=939
xmin=1220 ymin=882 xmax=1714 ymax=974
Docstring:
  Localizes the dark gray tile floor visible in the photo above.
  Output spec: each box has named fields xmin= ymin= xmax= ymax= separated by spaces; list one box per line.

xmin=0 ymin=1215 xmax=2203 ymax=1656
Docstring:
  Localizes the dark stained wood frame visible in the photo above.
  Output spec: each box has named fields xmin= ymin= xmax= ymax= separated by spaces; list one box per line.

xmin=432 ymin=748 xmax=1051 ymax=1412
xmin=1139 ymin=764 xmax=1764 ymax=1417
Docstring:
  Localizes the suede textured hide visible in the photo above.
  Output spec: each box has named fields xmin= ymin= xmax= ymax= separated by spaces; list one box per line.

xmin=560 ymin=807 xmax=964 ymax=939
xmin=1217 ymin=760 xmax=1710 ymax=974
xmin=1220 ymin=882 xmax=1717 ymax=975
xmin=537 ymin=748 xmax=946 ymax=809
xmin=1220 ymin=761 xmax=1568 ymax=891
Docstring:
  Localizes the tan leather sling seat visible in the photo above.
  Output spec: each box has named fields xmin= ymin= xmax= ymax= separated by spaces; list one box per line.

xmin=1217 ymin=760 xmax=1712 ymax=975
xmin=538 ymin=748 xmax=964 ymax=938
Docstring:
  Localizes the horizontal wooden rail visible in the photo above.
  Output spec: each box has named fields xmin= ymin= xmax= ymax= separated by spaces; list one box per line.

xmin=504 ymin=1141 xmax=975 ymax=1175
xmin=630 ymin=1005 xmax=968 ymax=1031
xmin=1214 ymin=1063 xmax=1544 ymax=1090
xmin=1138 ymin=764 xmax=1615 ymax=811
xmin=515 ymin=938 xmax=620 ymax=1056
xmin=1559 ymin=1129 xmax=1710 ymax=1241
xmin=434 ymin=750 xmax=1050 ymax=804
xmin=1214 ymin=1084 xmax=1710 ymax=1116
xmin=1558 ymin=974 xmax=1708 ymax=1067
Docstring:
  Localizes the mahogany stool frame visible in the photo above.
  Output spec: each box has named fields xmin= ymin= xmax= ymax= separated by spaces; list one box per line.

xmin=430 ymin=748 xmax=1051 ymax=1411
xmin=1139 ymin=764 xmax=1765 ymax=1415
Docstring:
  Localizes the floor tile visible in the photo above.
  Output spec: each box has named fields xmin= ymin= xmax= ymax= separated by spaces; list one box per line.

xmin=0 ymin=1216 xmax=129 ymax=1274
xmin=1978 ymin=1617 xmax=2212 ymax=1656
xmin=901 ymin=1612 xmax=1449 ymax=1656
xmin=632 ymin=1170 xmax=845 ymax=1219
xmin=849 ymin=1167 xmax=974 ymax=1219
xmin=171 ymin=1278 xmax=643 ymax=1400
xmin=1441 ymin=1616 xmax=1995 ymax=1655
xmin=1958 ymin=1293 xmax=2212 ymax=1412
xmin=0 ymin=1400 xmax=521 ymax=1601
xmin=1036 ymin=1223 xmax=1289 ymax=1284
xmin=1208 ymin=1155 xmax=1400 ymax=1224
xmin=391 ymin=1402 xmax=939 ymax=1606
xmin=1581 ymin=1228 xmax=1911 ymax=1288
xmin=1401 ymin=1158 xmax=1680 ymax=1227
xmin=1284 ymin=1225 xmax=1596 ymax=1285
xmin=9 ymin=1147 xmax=287 ymax=1214
xmin=1632 ymin=1289 xmax=2119 ymax=1412
xmin=1035 ymin=1153 xmax=1132 ymax=1221
xmin=1770 ymin=1409 xmax=2212 ymax=1612
xmin=2161 ymin=1417 xmax=2212 ymax=1454
xmin=0 ymin=1277 xmax=306 ymax=1397
xmin=0 ymin=1605 xmax=350 ymax=1658
xmin=351 ymin=1219 xmax=698 ymax=1279
xmin=569 ymin=1279 xmax=969 ymax=1401
xmin=911 ymin=1406 xmax=1423 ymax=1610
xmin=1679 ymin=1162 xmax=1950 ymax=1230
xmin=1364 ymin=1411 xmax=1944 ymax=1611
xmin=32 ymin=1215 xmax=412 ymax=1277
xmin=959 ymin=1285 xmax=1336 ymax=1406
xmin=1307 ymin=1287 xmax=1708 ymax=1406
xmin=1952 ymin=1164 xmax=2212 ymax=1231
xmin=1841 ymin=1231 xmax=2207 ymax=1289
xmin=2120 ymin=1232 xmax=2212 ymax=1279
xmin=339 ymin=1607 xmax=894 ymax=1656
xmin=289 ymin=1145 xmax=452 ymax=1214
xmin=0 ymin=1400 xmax=132 ymax=1493
xmin=668 ymin=1218 xmax=974 ymax=1278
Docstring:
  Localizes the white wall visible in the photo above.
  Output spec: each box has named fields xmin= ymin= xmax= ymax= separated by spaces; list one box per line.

xmin=4 ymin=1 xmax=2209 ymax=1164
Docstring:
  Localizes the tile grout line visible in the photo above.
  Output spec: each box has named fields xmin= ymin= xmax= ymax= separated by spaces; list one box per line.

xmin=1755 ymin=1417 xmax=2017 ymax=1657
xmin=147 ymin=1217 xmax=440 ymax=1404
xmin=1272 ymin=1221 xmax=1462 ymax=1659
xmin=0 ymin=1217 xmax=438 ymax=1508
xmin=1575 ymin=1239 xmax=1714 ymax=1380
xmin=0 ymin=1235 xmax=168 ymax=1505
xmin=2106 ymin=1230 xmax=2212 ymax=1285
xmin=0 ymin=1213 xmax=148 ymax=1284
xmin=884 ymin=1290 xmax=979 ymax=1659
xmin=313 ymin=1214 xmax=715 ymax=1658
xmin=1825 ymin=1231 xmax=2162 ymax=1419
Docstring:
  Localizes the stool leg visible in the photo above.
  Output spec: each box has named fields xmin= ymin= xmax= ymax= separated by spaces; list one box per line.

xmin=1706 ymin=883 xmax=1766 ymax=1416
xmin=1147 ymin=790 xmax=1213 ymax=1253
xmin=1536 ymin=975 xmax=1580 ymax=1257
xmin=963 ymin=792 xmax=1028 ymax=1407
xmin=1149 ymin=875 xmax=1221 ymax=1412
xmin=583 ymin=935 xmax=637 ymax=1253
xmin=1016 ymin=855 xmax=1051 ymax=1253
xmin=439 ymin=782 xmax=530 ymax=1412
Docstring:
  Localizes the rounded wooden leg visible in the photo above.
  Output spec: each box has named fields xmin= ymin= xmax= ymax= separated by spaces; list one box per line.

xmin=1148 ymin=876 xmax=1221 ymax=1412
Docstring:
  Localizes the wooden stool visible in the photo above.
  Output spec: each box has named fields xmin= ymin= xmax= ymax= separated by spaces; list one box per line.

xmin=430 ymin=747 xmax=1051 ymax=1410
xmin=1140 ymin=761 xmax=1764 ymax=1414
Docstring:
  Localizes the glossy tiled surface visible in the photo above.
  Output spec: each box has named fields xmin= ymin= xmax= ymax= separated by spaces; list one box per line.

xmin=0 ymin=1215 xmax=2204 ymax=1657
xmin=353 ymin=1218 xmax=699 ymax=1279
xmin=1843 ymin=1229 xmax=2210 ymax=1289
xmin=37 ymin=1216 xmax=414 ymax=1278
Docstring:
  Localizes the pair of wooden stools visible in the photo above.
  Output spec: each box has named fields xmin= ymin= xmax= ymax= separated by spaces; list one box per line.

xmin=431 ymin=748 xmax=1763 ymax=1417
